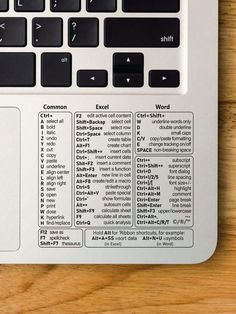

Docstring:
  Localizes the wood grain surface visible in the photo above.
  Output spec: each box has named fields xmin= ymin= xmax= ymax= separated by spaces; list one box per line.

xmin=0 ymin=2 xmax=235 ymax=313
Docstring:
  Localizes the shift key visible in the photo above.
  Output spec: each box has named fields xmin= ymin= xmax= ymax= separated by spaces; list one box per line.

xmin=104 ymin=18 xmax=180 ymax=48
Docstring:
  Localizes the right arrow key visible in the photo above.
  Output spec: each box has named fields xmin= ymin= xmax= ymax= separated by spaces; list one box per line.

xmin=149 ymin=70 xmax=180 ymax=88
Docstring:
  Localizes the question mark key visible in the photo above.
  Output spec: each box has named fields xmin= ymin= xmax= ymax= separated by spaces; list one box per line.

xmin=68 ymin=18 xmax=99 ymax=47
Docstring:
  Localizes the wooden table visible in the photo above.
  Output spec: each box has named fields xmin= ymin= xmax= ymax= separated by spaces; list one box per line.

xmin=0 ymin=2 xmax=235 ymax=313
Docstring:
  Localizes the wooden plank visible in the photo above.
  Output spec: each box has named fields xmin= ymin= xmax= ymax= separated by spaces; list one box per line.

xmin=219 ymin=0 xmax=236 ymax=101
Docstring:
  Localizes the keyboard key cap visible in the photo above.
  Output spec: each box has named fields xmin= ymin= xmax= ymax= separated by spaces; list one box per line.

xmin=41 ymin=53 xmax=72 ymax=87
xmin=69 ymin=18 xmax=99 ymax=47
xmin=113 ymin=53 xmax=144 ymax=88
xmin=123 ymin=0 xmax=180 ymax=13
xmin=87 ymin=0 xmax=116 ymax=12
xmin=149 ymin=70 xmax=180 ymax=88
xmin=105 ymin=18 xmax=180 ymax=48
xmin=113 ymin=53 xmax=143 ymax=73
xmin=0 ymin=53 xmax=35 ymax=87
xmin=50 ymin=0 xmax=80 ymax=12
xmin=114 ymin=73 xmax=143 ymax=88
xmin=33 ymin=18 xmax=63 ymax=47
xmin=15 ymin=0 xmax=44 ymax=12
xmin=0 ymin=18 xmax=26 ymax=47
xmin=0 ymin=0 xmax=8 ymax=12
xmin=77 ymin=70 xmax=108 ymax=87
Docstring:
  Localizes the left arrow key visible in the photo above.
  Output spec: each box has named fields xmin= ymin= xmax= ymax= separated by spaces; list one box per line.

xmin=77 ymin=70 xmax=108 ymax=87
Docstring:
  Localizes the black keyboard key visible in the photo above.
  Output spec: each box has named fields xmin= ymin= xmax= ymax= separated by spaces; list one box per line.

xmin=41 ymin=53 xmax=72 ymax=87
xmin=87 ymin=0 xmax=116 ymax=12
xmin=113 ymin=53 xmax=143 ymax=73
xmin=69 ymin=18 xmax=99 ymax=47
xmin=105 ymin=18 xmax=180 ymax=48
xmin=0 ymin=0 xmax=8 ymax=11
xmin=51 ymin=0 xmax=80 ymax=12
xmin=149 ymin=70 xmax=180 ymax=88
xmin=0 ymin=53 xmax=35 ymax=87
xmin=123 ymin=0 xmax=180 ymax=13
xmin=15 ymin=0 xmax=44 ymax=12
xmin=113 ymin=53 xmax=143 ymax=88
xmin=77 ymin=70 xmax=108 ymax=87
xmin=114 ymin=73 xmax=143 ymax=88
xmin=0 ymin=18 xmax=26 ymax=47
xmin=33 ymin=18 xmax=63 ymax=47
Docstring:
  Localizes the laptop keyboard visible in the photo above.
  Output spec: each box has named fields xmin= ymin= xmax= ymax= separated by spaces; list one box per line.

xmin=0 ymin=0 xmax=185 ymax=93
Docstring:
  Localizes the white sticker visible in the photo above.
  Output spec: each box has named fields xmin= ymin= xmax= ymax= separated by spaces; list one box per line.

xmin=136 ymin=112 xmax=193 ymax=155
xmin=85 ymin=229 xmax=193 ymax=248
xmin=39 ymin=229 xmax=82 ymax=248
xmin=39 ymin=112 xmax=72 ymax=227
xmin=37 ymin=111 xmax=195 ymax=249
xmin=74 ymin=112 xmax=133 ymax=228
xmin=136 ymin=157 xmax=193 ymax=227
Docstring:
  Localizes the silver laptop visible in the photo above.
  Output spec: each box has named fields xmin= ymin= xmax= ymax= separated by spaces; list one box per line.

xmin=0 ymin=0 xmax=218 ymax=264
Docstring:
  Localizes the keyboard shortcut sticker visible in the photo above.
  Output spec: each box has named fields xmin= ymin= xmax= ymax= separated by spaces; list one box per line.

xmin=39 ymin=112 xmax=72 ymax=228
xmin=136 ymin=112 xmax=193 ymax=155
xmin=39 ymin=229 xmax=82 ymax=248
xmin=74 ymin=112 xmax=133 ymax=228
xmin=38 ymin=111 xmax=194 ymax=249
xmin=85 ymin=229 xmax=193 ymax=248
xmin=135 ymin=157 xmax=193 ymax=227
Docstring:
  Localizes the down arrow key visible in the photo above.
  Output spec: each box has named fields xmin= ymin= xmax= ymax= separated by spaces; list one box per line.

xmin=113 ymin=73 xmax=143 ymax=88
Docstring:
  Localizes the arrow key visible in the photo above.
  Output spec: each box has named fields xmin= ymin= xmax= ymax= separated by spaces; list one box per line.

xmin=113 ymin=53 xmax=143 ymax=73
xmin=113 ymin=73 xmax=143 ymax=88
xmin=77 ymin=70 xmax=108 ymax=87
xmin=149 ymin=70 xmax=180 ymax=88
